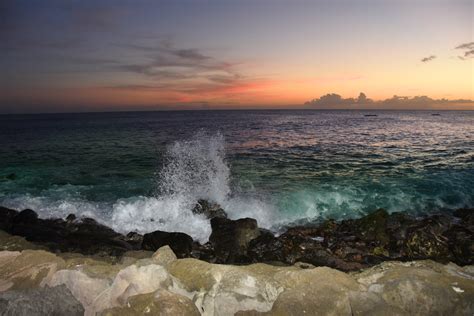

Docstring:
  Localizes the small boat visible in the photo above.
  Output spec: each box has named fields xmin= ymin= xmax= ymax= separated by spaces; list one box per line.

xmin=431 ymin=113 xmax=441 ymax=116
xmin=364 ymin=114 xmax=377 ymax=117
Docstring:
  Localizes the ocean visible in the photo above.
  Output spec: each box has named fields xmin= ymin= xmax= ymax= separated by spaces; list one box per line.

xmin=0 ymin=110 xmax=473 ymax=242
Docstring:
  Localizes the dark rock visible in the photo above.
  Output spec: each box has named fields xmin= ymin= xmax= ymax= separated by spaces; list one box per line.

xmin=209 ymin=217 xmax=260 ymax=263
xmin=402 ymin=215 xmax=453 ymax=262
xmin=142 ymin=230 xmax=193 ymax=258
xmin=191 ymin=241 xmax=216 ymax=262
xmin=192 ymin=199 xmax=227 ymax=219
xmin=3 ymin=209 xmax=137 ymax=256
xmin=248 ymin=229 xmax=364 ymax=271
xmin=125 ymin=231 xmax=143 ymax=248
xmin=0 ymin=207 xmax=18 ymax=231
xmin=65 ymin=214 xmax=76 ymax=222
xmin=0 ymin=285 xmax=84 ymax=316
xmin=12 ymin=209 xmax=38 ymax=225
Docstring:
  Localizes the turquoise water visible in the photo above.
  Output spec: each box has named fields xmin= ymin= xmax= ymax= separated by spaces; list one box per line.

xmin=0 ymin=110 xmax=473 ymax=241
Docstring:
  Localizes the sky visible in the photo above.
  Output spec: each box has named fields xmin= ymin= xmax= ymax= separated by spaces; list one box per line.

xmin=0 ymin=0 xmax=473 ymax=113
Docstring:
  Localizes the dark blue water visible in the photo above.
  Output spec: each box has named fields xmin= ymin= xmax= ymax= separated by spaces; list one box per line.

xmin=0 ymin=110 xmax=473 ymax=241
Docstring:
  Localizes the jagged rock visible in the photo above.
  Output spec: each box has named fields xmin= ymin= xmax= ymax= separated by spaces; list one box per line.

xmin=192 ymin=199 xmax=227 ymax=219
xmin=248 ymin=228 xmax=364 ymax=271
xmin=100 ymin=289 xmax=200 ymax=316
xmin=209 ymin=217 xmax=260 ymax=263
xmin=168 ymin=258 xmax=284 ymax=315
xmin=0 ymin=207 xmax=137 ymax=256
xmin=152 ymin=246 xmax=177 ymax=267
xmin=142 ymin=231 xmax=193 ymax=258
xmin=0 ymin=207 xmax=18 ymax=231
xmin=0 ymin=285 xmax=84 ymax=316
xmin=0 ymin=250 xmax=65 ymax=291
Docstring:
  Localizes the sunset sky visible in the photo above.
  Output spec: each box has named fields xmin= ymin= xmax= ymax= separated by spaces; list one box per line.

xmin=1 ymin=0 xmax=473 ymax=113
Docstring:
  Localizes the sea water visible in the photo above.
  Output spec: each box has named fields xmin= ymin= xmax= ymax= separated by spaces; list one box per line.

xmin=0 ymin=110 xmax=472 ymax=242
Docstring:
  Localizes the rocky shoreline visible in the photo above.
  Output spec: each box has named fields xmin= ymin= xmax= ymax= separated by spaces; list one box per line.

xmin=0 ymin=203 xmax=473 ymax=315
xmin=0 ymin=202 xmax=472 ymax=271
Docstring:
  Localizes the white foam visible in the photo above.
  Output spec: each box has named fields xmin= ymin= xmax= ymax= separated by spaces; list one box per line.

xmin=3 ymin=131 xmax=276 ymax=243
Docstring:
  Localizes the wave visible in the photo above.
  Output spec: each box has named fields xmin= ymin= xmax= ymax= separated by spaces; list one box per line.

xmin=1 ymin=132 xmax=472 ymax=242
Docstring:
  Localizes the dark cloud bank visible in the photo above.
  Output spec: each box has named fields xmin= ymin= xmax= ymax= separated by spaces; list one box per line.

xmin=305 ymin=93 xmax=473 ymax=110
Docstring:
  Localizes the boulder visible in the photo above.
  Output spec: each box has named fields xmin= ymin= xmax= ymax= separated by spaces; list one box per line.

xmin=1 ymin=208 xmax=137 ymax=256
xmin=152 ymin=246 xmax=177 ymax=267
xmin=209 ymin=217 xmax=260 ymax=263
xmin=192 ymin=199 xmax=227 ymax=219
xmin=0 ymin=207 xmax=18 ymax=231
xmin=0 ymin=285 xmax=84 ymax=316
xmin=168 ymin=258 xmax=283 ymax=316
xmin=142 ymin=231 xmax=193 ymax=258
xmin=354 ymin=260 xmax=474 ymax=315
xmin=0 ymin=250 xmax=65 ymax=291
xmin=99 ymin=289 xmax=200 ymax=316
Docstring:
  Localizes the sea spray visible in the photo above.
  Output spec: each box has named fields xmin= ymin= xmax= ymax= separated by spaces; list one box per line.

xmin=110 ymin=131 xmax=275 ymax=242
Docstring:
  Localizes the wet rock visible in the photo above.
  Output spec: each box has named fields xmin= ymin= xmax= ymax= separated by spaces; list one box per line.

xmin=142 ymin=231 xmax=193 ymax=258
xmin=12 ymin=209 xmax=38 ymax=225
xmin=209 ymin=217 xmax=260 ymax=263
xmin=0 ymin=285 xmax=84 ymax=316
xmin=248 ymin=229 xmax=364 ymax=271
xmin=100 ymin=289 xmax=200 ymax=316
xmin=403 ymin=215 xmax=453 ymax=262
xmin=2 ymin=209 xmax=137 ymax=256
xmin=66 ymin=214 xmax=76 ymax=222
xmin=192 ymin=199 xmax=227 ymax=219
xmin=0 ymin=207 xmax=18 ymax=231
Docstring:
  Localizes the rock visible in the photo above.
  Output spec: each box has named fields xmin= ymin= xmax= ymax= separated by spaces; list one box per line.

xmin=48 ymin=269 xmax=112 ymax=313
xmin=12 ymin=209 xmax=38 ymax=225
xmin=152 ymin=246 xmax=177 ymax=267
xmin=0 ymin=250 xmax=65 ymax=291
xmin=268 ymin=266 xmax=360 ymax=316
xmin=99 ymin=289 xmax=200 ymax=316
xmin=3 ymin=210 xmax=137 ymax=256
xmin=91 ymin=263 xmax=173 ymax=315
xmin=0 ymin=285 xmax=84 ymax=316
xmin=403 ymin=215 xmax=453 ymax=262
xmin=142 ymin=231 xmax=193 ymax=258
xmin=248 ymin=229 xmax=364 ymax=271
xmin=0 ymin=230 xmax=40 ymax=252
xmin=168 ymin=258 xmax=283 ymax=315
xmin=209 ymin=217 xmax=260 ymax=263
xmin=66 ymin=214 xmax=76 ymax=222
xmin=0 ymin=207 xmax=18 ymax=231
xmin=192 ymin=199 xmax=227 ymax=219
xmin=354 ymin=260 xmax=474 ymax=315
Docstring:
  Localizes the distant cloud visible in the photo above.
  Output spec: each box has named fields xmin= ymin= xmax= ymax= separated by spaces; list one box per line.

xmin=305 ymin=93 xmax=473 ymax=109
xmin=455 ymin=42 xmax=474 ymax=50
xmin=421 ymin=55 xmax=436 ymax=63
xmin=455 ymin=42 xmax=474 ymax=60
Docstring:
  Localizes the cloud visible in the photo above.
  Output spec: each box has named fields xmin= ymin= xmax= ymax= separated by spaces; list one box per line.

xmin=305 ymin=93 xmax=373 ymax=107
xmin=455 ymin=42 xmax=474 ymax=60
xmin=421 ymin=55 xmax=436 ymax=62
xmin=305 ymin=93 xmax=473 ymax=109
xmin=455 ymin=42 xmax=474 ymax=50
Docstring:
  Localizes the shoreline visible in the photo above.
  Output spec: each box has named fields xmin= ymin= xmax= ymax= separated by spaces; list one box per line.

xmin=0 ymin=203 xmax=473 ymax=314
xmin=0 ymin=202 xmax=472 ymax=271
